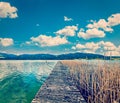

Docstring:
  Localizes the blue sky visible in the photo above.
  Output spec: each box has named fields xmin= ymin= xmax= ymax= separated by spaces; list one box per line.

xmin=0 ymin=0 xmax=120 ymax=55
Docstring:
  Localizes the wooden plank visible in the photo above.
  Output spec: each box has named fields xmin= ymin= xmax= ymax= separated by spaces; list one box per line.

xmin=32 ymin=61 xmax=86 ymax=103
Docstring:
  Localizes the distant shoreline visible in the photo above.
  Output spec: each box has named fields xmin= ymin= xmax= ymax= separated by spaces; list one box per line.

xmin=0 ymin=52 xmax=120 ymax=60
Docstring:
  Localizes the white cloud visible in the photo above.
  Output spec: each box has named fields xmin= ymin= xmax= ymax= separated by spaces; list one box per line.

xmin=99 ymin=41 xmax=115 ymax=47
xmin=75 ymin=42 xmax=99 ymax=53
xmin=73 ymin=41 xmax=120 ymax=56
xmin=35 ymin=43 xmax=39 ymax=46
xmin=105 ymin=51 xmax=120 ymax=56
xmin=76 ymin=44 xmax=85 ymax=49
xmin=86 ymin=13 xmax=120 ymax=32
xmin=55 ymin=25 xmax=78 ymax=36
xmin=98 ymin=41 xmax=117 ymax=51
xmin=0 ymin=2 xmax=18 ymax=18
xmin=71 ymin=46 xmax=76 ymax=50
xmin=79 ymin=13 xmax=120 ymax=40
xmin=0 ymin=38 xmax=14 ymax=47
xmin=64 ymin=16 xmax=73 ymax=21
xmin=118 ymin=46 xmax=120 ymax=51
xmin=31 ymin=35 xmax=68 ymax=47
xmin=87 ymin=19 xmax=113 ymax=32
xmin=86 ymin=42 xmax=99 ymax=51
xmin=26 ymin=41 xmax=31 ymax=45
xmin=108 ymin=13 xmax=120 ymax=26
xmin=78 ymin=28 xmax=105 ymax=39
xmin=83 ymin=50 xmax=96 ymax=54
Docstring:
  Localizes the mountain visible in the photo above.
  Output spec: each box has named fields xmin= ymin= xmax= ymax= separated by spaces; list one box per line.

xmin=0 ymin=52 xmax=115 ymax=60
xmin=17 ymin=54 xmax=56 ymax=60
xmin=0 ymin=53 xmax=17 ymax=59
xmin=57 ymin=53 xmax=105 ymax=59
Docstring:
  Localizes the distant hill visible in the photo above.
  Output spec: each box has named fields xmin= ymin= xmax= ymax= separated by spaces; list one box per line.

xmin=0 ymin=53 xmax=17 ymax=59
xmin=0 ymin=52 xmax=119 ymax=60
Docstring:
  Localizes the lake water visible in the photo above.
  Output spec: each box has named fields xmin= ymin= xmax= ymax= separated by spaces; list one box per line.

xmin=0 ymin=60 xmax=57 ymax=103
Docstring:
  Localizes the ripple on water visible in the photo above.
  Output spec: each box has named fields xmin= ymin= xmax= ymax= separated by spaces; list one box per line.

xmin=0 ymin=60 xmax=57 ymax=103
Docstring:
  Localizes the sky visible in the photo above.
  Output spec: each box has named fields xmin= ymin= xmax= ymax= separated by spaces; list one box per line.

xmin=0 ymin=0 xmax=120 ymax=56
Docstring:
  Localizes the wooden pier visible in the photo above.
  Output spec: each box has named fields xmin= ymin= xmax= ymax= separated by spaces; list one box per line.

xmin=32 ymin=61 xmax=86 ymax=103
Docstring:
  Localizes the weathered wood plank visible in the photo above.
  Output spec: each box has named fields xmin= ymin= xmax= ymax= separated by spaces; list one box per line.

xmin=32 ymin=61 xmax=86 ymax=103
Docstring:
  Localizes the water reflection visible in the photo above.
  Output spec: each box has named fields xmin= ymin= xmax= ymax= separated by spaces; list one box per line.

xmin=0 ymin=60 xmax=57 ymax=103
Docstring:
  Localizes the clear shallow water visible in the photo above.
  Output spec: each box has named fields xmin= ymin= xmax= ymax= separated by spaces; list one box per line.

xmin=0 ymin=60 xmax=57 ymax=103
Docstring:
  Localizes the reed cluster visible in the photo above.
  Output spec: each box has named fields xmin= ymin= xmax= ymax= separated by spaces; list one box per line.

xmin=61 ymin=60 xmax=120 ymax=103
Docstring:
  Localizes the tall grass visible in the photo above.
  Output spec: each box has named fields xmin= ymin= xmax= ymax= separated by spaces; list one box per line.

xmin=61 ymin=60 xmax=120 ymax=103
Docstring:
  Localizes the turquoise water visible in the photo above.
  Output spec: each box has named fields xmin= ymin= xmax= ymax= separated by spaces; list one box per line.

xmin=0 ymin=60 xmax=57 ymax=103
